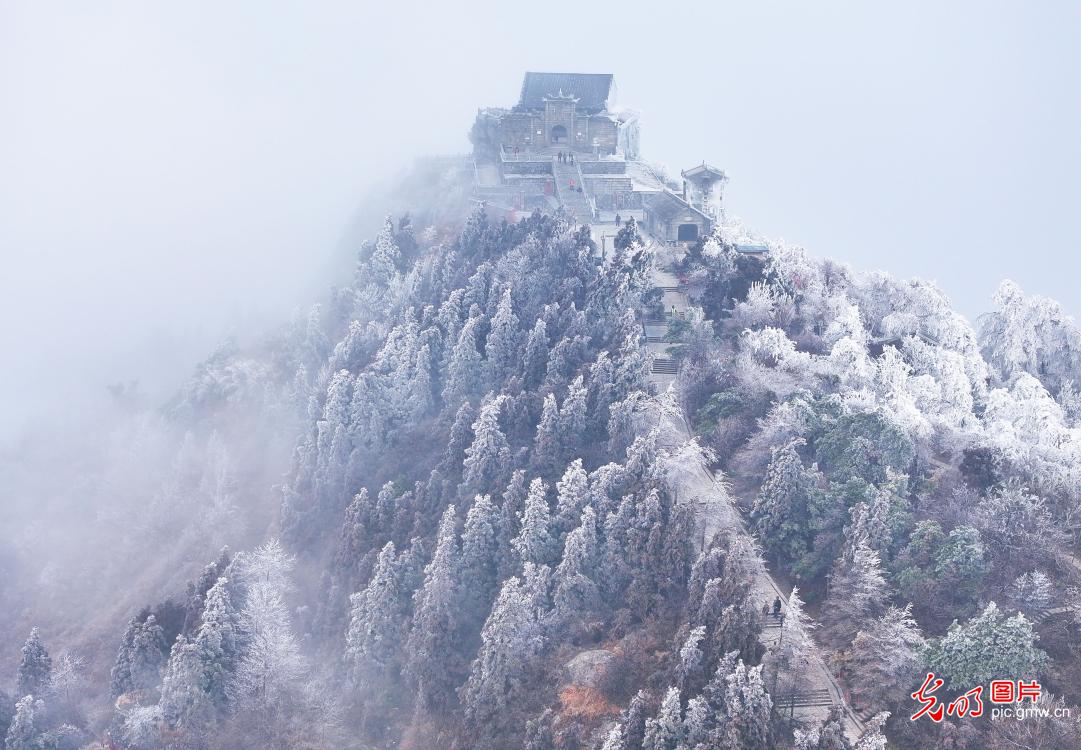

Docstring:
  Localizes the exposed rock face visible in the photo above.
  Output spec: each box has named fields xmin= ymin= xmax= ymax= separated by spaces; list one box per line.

xmin=564 ymin=649 xmax=614 ymax=688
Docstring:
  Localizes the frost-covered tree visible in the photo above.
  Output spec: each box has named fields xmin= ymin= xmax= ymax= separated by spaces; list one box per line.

xmin=751 ymin=440 xmax=816 ymax=567
xmin=848 ymin=605 xmax=925 ymax=713
xmin=642 ymin=686 xmax=682 ymax=750
xmin=675 ymin=626 xmax=707 ymax=696
xmin=231 ymin=542 xmax=306 ymax=711
xmin=513 ymin=478 xmax=555 ymax=567
xmin=552 ymin=506 xmax=601 ymax=623
xmin=821 ymin=542 xmax=888 ymax=648
xmin=4 ymin=696 xmax=42 ymax=750
xmin=497 ymin=470 xmax=528 ymax=578
xmin=461 ymin=395 xmax=512 ymax=496
xmin=600 ymin=726 xmax=623 ymax=750
xmin=460 ymin=575 xmax=547 ymax=741
xmin=614 ymin=217 xmax=642 ymax=251
xmin=765 ymin=588 xmax=816 ymax=702
xmin=16 ymin=628 xmax=51 ymax=699
xmin=484 ymin=287 xmax=521 ymax=385
xmin=975 ymin=483 xmax=1061 ymax=568
xmin=1012 ymin=570 xmax=1053 ymax=614
xmin=852 ymin=712 xmax=890 ymax=750
xmin=406 ymin=506 xmax=463 ymax=710
xmin=927 ymin=602 xmax=1047 ymax=690
xmin=110 ymin=616 xmax=141 ymax=698
xmin=369 ymin=216 xmax=401 ymax=285
xmin=346 ymin=542 xmax=412 ymax=685
xmin=792 ymin=706 xmax=847 ymax=750
xmin=979 ymin=279 xmax=1081 ymax=395
xmin=552 ymin=459 xmax=589 ymax=538
xmin=521 ymin=319 xmax=549 ymax=389
xmin=559 ymin=375 xmax=589 ymax=456
xmin=442 ymin=315 xmax=484 ymax=408
xmin=532 ymin=393 xmax=562 ymax=475
xmin=440 ymin=401 xmax=476 ymax=475
xmin=460 ymin=494 xmax=501 ymax=627
xmin=159 ymin=634 xmax=215 ymax=733
xmin=719 ymin=660 xmax=773 ymax=750
xmin=127 ymin=615 xmax=167 ymax=692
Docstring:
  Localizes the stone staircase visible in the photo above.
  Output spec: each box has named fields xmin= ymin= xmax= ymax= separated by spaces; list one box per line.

xmin=631 ymin=250 xmax=867 ymax=743
xmin=552 ymin=160 xmax=594 ymax=221
xmin=651 ymin=357 xmax=679 ymax=375
xmin=1031 ymin=605 xmax=1075 ymax=626
xmin=776 ymin=688 xmax=835 ymax=711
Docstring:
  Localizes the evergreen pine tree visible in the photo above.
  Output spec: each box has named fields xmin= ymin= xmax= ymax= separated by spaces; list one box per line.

xmin=347 ymin=542 xmax=412 ymax=685
xmin=440 ymin=401 xmax=476 ymax=476
xmin=129 ymin=615 xmax=168 ymax=691
xmin=675 ymin=626 xmax=707 ymax=697
xmin=642 ymin=686 xmax=682 ymax=750
xmin=15 ymin=628 xmax=51 ymax=699
xmin=110 ymin=616 xmax=141 ymax=698
xmin=614 ymin=217 xmax=642 ymax=251
xmin=619 ymin=690 xmax=650 ymax=750
xmin=442 ymin=315 xmax=484 ymax=408
xmin=559 ymin=375 xmax=589 ymax=457
xmin=552 ymin=507 xmax=601 ymax=623
xmin=406 ymin=507 xmax=464 ymax=710
xmin=484 ymin=287 xmax=521 ymax=386
xmin=460 ymin=576 xmax=547 ymax=740
xmin=553 ymin=458 xmax=589 ymax=538
xmin=751 ymin=439 xmax=815 ymax=567
xmin=821 ymin=541 xmax=889 ymax=648
xmin=4 ymin=696 xmax=41 ymax=750
xmin=532 ymin=393 xmax=562 ymax=475
xmin=369 ymin=216 xmax=401 ymax=284
xmin=159 ymin=634 xmax=215 ymax=732
xmin=497 ymin=470 xmax=528 ymax=578
xmin=512 ymin=478 xmax=555 ymax=567
xmin=719 ymin=660 xmax=773 ymax=750
xmin=682 ymin=695 xmax=709 ymax=748
xmin=849 ymin=605 xmax=925 ymax=714
xmin=460 ymin=494 xmax=501 ymax=630
xmin=522 ymin=319 xmax=549 ymax=389
xmin=461 ymin=395 xmax=512 ymax=496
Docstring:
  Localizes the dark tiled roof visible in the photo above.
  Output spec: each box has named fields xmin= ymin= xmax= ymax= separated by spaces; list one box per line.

xmin=519 ymin=72 xmax=614 ymax=113
xmin=643 ymin=190 xmax=711 ymax=223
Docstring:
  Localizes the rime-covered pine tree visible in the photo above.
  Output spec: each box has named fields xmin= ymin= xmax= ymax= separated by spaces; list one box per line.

xmin=513 ymin=478 xmax=554 ymax=567
xmin=406 ymin=506 xmax=464 ymax=710
xmin=16 ymin=629 xmax=52 ymax=699
xmin=461 ymin=395 xmax=512 ymax=496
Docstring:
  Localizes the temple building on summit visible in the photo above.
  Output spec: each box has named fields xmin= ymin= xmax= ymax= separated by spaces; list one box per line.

xmin=470 ymin=72 xmax=723 ymax=244
xmin=471 ymin=72 xmax=639 ymax=159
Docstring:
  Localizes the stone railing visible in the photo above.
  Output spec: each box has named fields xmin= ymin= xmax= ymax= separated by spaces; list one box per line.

xmin=500 ymin=146 xmax=553 ymax=162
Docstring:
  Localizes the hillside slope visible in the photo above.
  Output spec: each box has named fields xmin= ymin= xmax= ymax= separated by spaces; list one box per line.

xmin=4 ymin=177 xmax=1081 ymax=750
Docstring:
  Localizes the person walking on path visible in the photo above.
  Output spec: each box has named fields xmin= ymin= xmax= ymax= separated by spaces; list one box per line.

xmin=772 ymin=596 xmax=783 ymax=618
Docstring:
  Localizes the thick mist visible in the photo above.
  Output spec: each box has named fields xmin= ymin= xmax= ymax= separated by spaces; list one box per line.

xmin=1 ymin=2 xmax=1080 ymax=742
xmin=3 ymin=0 xmax=1079 ymax=435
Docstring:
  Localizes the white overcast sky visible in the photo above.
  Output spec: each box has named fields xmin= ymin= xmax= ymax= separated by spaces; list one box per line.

xmin=1 ymin=1 xmax=1079 ymax=434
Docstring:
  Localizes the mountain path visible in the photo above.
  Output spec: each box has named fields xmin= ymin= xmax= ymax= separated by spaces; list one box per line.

xmin=628 ymin=236 xmax=867 ymax=741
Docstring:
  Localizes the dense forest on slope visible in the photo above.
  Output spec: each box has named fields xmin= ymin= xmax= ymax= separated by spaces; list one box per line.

xmin=3 ymin=162 xmax=1081 ymax=750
